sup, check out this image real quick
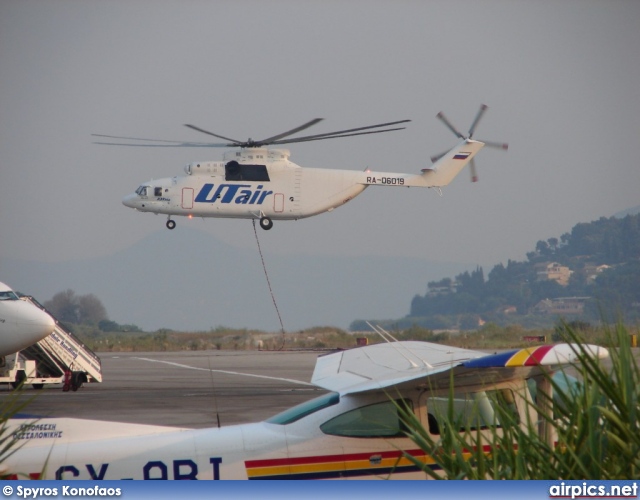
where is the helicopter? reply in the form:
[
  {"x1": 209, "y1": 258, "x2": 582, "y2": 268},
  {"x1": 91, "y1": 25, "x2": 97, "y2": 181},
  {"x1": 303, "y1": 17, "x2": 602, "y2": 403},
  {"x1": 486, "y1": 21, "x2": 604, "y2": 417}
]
[{"x1": 94, "y1": 105, "x2": 507, "y2": 230}]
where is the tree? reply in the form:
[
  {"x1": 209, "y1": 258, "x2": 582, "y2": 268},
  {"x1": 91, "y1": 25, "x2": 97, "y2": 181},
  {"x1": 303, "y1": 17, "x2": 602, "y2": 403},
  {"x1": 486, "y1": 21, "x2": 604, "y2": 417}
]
[
  {"x1": 536, "y1": 240, "x2": 550, "y2": 256},
  {"x1": 77, "y1": 294, "x2": 107, "y2": 324},
  {"x1": 45, "y1": 289, "x2": 79, "y2": 323},
  {"x1": 44, "y1": 290, "x2": 108, "y2": 325}
]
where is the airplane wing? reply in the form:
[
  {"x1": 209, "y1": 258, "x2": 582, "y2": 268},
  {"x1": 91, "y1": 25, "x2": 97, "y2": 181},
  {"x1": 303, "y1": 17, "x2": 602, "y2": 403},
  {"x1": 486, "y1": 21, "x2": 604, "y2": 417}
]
[{"x1": 311, "y1": 341, "x2": 609, "y2": 395}]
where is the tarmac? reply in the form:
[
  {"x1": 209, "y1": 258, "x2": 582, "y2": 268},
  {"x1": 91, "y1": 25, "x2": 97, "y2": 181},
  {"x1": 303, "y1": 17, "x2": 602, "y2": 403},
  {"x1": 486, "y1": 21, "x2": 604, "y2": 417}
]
[
  {"x1": 0, "y1": 350, "x2": 328, "y2": 429},
  {"x1": 3, "y1": 346, "x2": 636, "y2": 430}
]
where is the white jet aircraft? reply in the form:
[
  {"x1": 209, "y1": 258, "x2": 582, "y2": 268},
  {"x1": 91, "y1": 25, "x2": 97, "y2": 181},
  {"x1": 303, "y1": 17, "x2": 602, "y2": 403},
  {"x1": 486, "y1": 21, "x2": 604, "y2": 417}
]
[
  {"x1": 97, "y1": 105, "x2": 507, "y2": 230},
  {"x1": 3, "y1": 339, "x2": 606, "y2": 480},
  {"x1": 0, "y1": 282, "x2": 55, "y2": 358}
]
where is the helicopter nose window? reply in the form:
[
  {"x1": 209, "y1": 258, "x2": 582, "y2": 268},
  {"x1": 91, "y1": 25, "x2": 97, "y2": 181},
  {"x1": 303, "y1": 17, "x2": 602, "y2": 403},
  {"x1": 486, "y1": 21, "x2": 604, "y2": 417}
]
[{"x1": 136, "y1": 186, "x2": 149, "y2": 196}]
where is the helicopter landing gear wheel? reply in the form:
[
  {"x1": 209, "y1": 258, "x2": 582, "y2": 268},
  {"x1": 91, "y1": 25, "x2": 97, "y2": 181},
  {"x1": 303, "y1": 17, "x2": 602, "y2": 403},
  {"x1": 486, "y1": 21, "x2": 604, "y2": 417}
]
[
  {"x1": 259, "y1": 217, "x2": 273, "y2": 230},
  {"x1": 166, "y1": 219, "x2": 176, "y2": 230}
]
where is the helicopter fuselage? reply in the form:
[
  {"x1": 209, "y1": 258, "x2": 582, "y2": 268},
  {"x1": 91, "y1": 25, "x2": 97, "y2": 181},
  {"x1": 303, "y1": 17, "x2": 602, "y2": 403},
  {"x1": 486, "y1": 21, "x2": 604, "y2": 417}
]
[{"x1": 123, "y1": 140, "x2": 484, "y2": 230}]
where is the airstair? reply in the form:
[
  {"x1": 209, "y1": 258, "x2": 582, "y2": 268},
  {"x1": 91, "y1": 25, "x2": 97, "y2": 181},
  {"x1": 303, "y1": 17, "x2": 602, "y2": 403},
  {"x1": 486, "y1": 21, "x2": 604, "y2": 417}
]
[{"x1": 0, "y1": 297, "x2": 102, "y2": 391}]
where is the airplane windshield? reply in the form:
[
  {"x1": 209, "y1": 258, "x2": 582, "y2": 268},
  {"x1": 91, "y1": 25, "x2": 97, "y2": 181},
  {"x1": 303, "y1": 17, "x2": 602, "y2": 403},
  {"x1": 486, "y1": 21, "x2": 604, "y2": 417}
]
[
  {"x1": 0, "y1": 291, "x2": 19, "y2": 301},
  {"x1": 266, "y1": 392, "x2": 339, "y2": 425},
  {"x1": 320, "y1": 399, "x2": 413, "y2": 438},
  {"x1": 135, "y1": 186, "x2": 149, "y2": 196}
]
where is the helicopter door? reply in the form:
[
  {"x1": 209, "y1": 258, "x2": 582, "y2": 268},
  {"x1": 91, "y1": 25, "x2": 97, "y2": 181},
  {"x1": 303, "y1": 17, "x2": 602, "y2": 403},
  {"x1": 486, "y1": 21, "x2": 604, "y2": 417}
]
[
  {"x1": 274, "y1": 193, "x2": 284, "y2": 213},
  {"x1": 182, "y1": 188, "x2": 194, "y2": 209}
]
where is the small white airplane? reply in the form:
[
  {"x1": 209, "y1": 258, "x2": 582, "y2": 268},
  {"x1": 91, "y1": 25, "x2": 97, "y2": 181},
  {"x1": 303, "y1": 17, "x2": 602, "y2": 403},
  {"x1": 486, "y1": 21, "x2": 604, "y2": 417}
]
[
  {"x1": 95, "y1": 105, "x2": 507, "y2": 230},
  {"x1": 3, "y1": 338, "x2": 606, "y2": 480},
  {"x1": 0, "y1": 282, "x2": 55, "y2": 358}
]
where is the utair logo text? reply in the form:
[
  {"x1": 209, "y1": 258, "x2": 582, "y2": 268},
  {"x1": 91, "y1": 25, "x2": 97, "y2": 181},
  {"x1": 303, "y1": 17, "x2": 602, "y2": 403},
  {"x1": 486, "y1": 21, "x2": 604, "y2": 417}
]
[{"x1": 194, "y1": 184, "x2": 273, "y2": 205}]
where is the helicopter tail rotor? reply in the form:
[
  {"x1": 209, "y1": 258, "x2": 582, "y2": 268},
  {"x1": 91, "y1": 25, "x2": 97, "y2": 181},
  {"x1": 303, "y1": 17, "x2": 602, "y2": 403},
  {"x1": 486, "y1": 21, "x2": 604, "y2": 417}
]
[{"x1": 434, "y1": 104, "x2": 508, "y2": 182}]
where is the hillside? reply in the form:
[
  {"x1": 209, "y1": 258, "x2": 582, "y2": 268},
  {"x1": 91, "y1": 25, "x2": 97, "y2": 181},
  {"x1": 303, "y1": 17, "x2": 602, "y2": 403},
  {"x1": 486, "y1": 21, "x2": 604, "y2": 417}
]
[{"x1": 352, "y1": 213, "x2": 640, "y2": 331}]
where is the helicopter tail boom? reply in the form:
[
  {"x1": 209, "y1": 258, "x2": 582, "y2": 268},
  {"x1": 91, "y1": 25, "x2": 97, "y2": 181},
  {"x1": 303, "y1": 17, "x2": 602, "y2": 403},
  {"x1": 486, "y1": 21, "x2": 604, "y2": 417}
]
[{"x1": 418, "y1": 138, "x2": 484, "y2": 187}]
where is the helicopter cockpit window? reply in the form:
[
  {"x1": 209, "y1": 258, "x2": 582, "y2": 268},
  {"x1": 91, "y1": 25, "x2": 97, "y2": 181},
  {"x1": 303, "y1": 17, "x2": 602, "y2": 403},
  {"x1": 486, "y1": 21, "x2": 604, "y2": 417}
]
[
  {"x1": 135, "y1": 186, "x2": 149, "y2": 196},
  {"x1": 320, "y1": 399, "x2": 413, "y2": 438},
  {"x1": 225, "y1": 161, "x2": 270, "y2": 182}
]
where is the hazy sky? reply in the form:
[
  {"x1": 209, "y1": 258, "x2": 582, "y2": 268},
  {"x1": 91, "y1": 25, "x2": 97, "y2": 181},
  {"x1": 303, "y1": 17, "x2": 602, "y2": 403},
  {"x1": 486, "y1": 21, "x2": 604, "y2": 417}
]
[{"x1": 1, "y1": 1, "x2": 639, "y2": 328}]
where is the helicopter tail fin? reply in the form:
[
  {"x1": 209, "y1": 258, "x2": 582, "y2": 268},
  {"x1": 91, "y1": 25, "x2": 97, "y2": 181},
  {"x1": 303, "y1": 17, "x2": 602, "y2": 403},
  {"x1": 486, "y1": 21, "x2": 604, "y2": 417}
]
[{"x1": 420, "y1": 139, "x2": 484, "y2": 187}]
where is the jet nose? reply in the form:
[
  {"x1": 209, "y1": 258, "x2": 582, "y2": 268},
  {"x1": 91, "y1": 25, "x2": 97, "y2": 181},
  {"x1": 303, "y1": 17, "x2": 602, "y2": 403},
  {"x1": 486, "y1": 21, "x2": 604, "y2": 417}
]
[
  {"x1": 7, "y1": 302, "x2": 56, "y2": 352},
  {"x1": 32, "y1": 308, "x2": 56, "y2": 339},
  {"x1": 21, "y1": 304, "x2": 55, "y2": 337}
]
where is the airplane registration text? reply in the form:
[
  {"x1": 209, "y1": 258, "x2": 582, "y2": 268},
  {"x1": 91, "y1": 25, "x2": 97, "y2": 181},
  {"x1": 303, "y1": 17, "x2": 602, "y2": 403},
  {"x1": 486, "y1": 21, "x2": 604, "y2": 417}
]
[
  {"x1": 366, "y1": 177, "x2": 405, "y2": 185},
  {"x1": 55, "y1": 458, "x2": 223, "y2": 480}
]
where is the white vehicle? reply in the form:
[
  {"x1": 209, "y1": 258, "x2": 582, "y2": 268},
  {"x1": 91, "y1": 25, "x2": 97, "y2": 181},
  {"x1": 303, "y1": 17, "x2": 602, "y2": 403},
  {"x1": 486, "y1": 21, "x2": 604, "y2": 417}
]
[
  {"x1": 0, "y1": 282, "x2": 54, "y2": 357},
  {"x1": 3, "y1": 339, "x2": 606, "y2": 480},
  {"x1": 96, "y1": 105, "x2": 507, "y2": 230}
]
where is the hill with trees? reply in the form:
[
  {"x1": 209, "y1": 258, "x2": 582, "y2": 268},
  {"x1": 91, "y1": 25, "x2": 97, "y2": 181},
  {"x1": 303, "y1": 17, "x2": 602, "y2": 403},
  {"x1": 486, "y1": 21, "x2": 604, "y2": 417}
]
[{"x1": 351, "y1": 212, "x2": 640, "y2": 331}]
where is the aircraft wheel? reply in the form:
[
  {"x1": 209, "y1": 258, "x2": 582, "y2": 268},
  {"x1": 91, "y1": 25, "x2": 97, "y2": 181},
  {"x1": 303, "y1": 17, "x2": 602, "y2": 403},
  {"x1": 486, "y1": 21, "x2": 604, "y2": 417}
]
[
  {"x1": 11, "y1": 371, "x2": 26, "y2": 390},
  {"x1": 166, "y1": 220, "x2": 176, "y2": 230},
  {"x1": 259, "y1": 217, "x2": 273, "y2": 230},
  {"x1": 71, "y1": 372, "x2": 85, "y2": 391}
]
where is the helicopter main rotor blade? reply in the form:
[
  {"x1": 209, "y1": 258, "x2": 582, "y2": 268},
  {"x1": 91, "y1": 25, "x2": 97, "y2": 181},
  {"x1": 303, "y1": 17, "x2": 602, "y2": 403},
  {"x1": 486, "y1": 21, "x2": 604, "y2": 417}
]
[
  {"x1": 268, "y1": 119, "x2": 411, "y2": 145},
  {"x1": 92, "y1": 133, "x2": 209, "y2": 145},
  {"x1": 185, "y1": 118, "x2": 324, "y2": 147},
  {"x1": 183, "y1": 124, "x2": 244, "y2": 145},
  {"x1": 91, "y1": 133, "x2": 228, "y2": 147},
  {"x1": 272, "y1": 126, "x2": 408, "y2": 145},
  {"x1": 95, "y1": 118, "x2": 410, "y2": 150},
  {"x1": 468, "y1": 104, "x2": 488, "y2": 138},
  {"x1": 256, "y1": 118, "x2": 324, "y2": 145},
  {"x1": 93, "y1": 141, "x2": 227, "y2": 147}
]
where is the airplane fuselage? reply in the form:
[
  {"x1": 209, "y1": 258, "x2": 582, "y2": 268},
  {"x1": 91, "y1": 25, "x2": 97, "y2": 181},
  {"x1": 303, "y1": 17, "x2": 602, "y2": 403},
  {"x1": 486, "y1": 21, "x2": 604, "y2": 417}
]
[{"x1": 5, "y1": 380, "x2": 529, "y2": 480}]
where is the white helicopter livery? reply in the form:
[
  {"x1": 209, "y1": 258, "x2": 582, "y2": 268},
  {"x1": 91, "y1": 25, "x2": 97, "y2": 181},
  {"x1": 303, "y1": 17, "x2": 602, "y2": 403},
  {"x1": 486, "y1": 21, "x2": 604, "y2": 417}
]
[
  {"x1": 96, "y1": 105, "x2": 508, "y2": 230},
  {"x1": 3, "y1": 338, "x2": 606, "y2": 480},
  {"x1": 0, "y1": 282, "x2": 55, "y2": 358}
]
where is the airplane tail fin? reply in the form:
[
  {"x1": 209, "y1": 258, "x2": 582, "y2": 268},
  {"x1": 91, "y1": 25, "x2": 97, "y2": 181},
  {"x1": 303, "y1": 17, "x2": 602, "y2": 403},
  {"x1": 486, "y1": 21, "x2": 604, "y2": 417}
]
[{"x1": 420, "y1": 139, "x2": 485, "y2": 187}]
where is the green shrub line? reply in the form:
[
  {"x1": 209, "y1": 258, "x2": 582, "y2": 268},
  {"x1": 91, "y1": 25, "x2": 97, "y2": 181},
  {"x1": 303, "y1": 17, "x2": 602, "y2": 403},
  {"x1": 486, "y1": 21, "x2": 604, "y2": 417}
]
[{"x1": 69, "y1": 320, "x2": 638, "y2": 352}]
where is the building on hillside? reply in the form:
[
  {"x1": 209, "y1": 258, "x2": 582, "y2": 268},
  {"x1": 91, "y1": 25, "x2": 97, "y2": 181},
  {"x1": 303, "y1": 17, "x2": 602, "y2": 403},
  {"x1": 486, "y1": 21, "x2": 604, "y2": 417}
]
[
  {"x1": 533, "y1": 297, "x2": 591, "y2": 315},
  {"x1": 426, "y1": 281, "x2": 458, "y2": 297},
  {"x1": 584, "y1": 264, "x2": 611, "y2": 285},
  {"x1": 535, "y1": 262, "x2": 573, "y2": 286},
  {"x1": 497, "y1": 305, "x2": 518, "y2": 315}
]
